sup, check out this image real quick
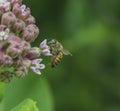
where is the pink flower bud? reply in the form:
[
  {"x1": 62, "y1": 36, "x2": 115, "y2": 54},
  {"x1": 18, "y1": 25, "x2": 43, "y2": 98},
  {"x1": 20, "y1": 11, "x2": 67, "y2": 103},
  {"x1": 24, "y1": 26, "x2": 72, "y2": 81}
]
[
  {"x1": 7, "y1": 43, "x2": 22, "y2": 58},
  {"x1": 27, "y1": 24, "x2": 39, "y2": 38},
  {"x1": 11, "y1": 0, "x2": 22, "y2": 5},
  {"x1": 21, "y1": 40, "x2": 31, "y2": 55},
  {"x1": 24, "y1": 15, "x2": 36, "y2": 25},
  {"x1": 8, "y1": 35, "x2": 21, "y2": 44},
  {"x1": 12, "y1": 18, "x2": 25, "y2": 32},
  {"x1": 24, "y1": 47, "x2": 40, "y2": 60},
  {"x1": 1, "y1": 12, "x2": 16, "y2": 27},
  {"x1": 12, "y1": 3, "x2": 21, "y2": 16},
  {"x1": 20, "y1": 26, "x2": 35, "y2": 42}
]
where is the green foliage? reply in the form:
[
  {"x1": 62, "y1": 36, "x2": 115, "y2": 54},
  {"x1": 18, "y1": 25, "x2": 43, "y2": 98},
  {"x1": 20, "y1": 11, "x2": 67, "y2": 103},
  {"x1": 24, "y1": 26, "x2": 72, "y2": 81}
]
[
  {"x1": 11, "y1": 99, "x2": 39, "y2": 111},
  {"x1": 1, "y1": 72, "x2": 54, "y2": 111}
]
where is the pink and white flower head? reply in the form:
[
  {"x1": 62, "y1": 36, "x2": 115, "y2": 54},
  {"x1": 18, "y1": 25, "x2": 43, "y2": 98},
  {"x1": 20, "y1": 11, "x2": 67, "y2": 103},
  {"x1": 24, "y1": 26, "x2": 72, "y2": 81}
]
[
  {"x1": 0, "y1": 0, "x2": 10, "y2": 12},
  {"x1": 31, "y1": 59, "x2": 45, "y2": 75},
  {"x1": 0, "y1": 28, "x2": 9, "y2": 41},
  {"x1": 40, "y1": 39, "x2": 52, "y2": 56}
]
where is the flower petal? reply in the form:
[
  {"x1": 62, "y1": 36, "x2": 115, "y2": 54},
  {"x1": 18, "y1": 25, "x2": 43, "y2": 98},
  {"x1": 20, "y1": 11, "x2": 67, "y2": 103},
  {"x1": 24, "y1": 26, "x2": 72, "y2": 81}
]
[
  {"x1": 32, "y1": 59, "x2": 42, "y2": 64},
  {"x1": 40, "y1": 39, "x2": 47, "y2": 49},
  {"x1": 31, "y1": 66, "x2": 41, "y2": 75},
  {"x1": 20, "y1": 5, "x2": 26, "y2": 12},
  {"x1": 42, "y1": 49, "x2": 52, "y2": 56},
  {"x1": 36, "y1": 64, "x2": 45, "y2": 69}
]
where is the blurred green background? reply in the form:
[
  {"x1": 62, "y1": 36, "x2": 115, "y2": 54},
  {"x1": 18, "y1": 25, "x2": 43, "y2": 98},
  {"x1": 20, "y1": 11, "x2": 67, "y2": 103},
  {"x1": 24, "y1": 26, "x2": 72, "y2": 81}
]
[{"x1": 1, "y1": 0, "x2": 120, "y2": 111}]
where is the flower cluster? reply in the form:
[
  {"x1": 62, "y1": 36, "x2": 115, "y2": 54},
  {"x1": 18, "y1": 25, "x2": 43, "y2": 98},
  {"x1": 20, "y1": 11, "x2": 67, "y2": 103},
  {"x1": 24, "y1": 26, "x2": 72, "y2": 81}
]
[{"x1": 0, "y1": 0, "x2": 52, "y2": 82}]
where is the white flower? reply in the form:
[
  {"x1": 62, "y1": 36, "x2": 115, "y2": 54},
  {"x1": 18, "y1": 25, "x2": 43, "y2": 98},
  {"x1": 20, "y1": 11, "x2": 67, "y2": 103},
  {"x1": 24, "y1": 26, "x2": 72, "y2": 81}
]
[
  {"x1": 20, "y1": 4, "x2": 30, "y2": 16},
  {"x1": 39, "y1": 39, "x2": 52, "y2": 56},
  {"x1": 30, "y1": 59, "x2": 45, "y2": 75},
  {"x1": 20, "y1": 5, "x2": 26, "y2": 16},
  {"x1": 0, "y1": 0, "x2": 10, "y2": 11},
  {"x1": 0, "y1": 28, "x2": 9, "y2": 41}
]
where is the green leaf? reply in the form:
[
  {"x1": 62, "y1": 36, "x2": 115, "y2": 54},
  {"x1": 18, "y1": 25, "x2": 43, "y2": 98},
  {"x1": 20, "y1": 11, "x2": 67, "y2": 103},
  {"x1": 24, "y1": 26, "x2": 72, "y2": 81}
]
[
  {"x1": 11, "y1": 99, "x2": 39, "y2": 111},
  {"x1": 3, "y1": 72, "x2": 54, "y2": 111}
]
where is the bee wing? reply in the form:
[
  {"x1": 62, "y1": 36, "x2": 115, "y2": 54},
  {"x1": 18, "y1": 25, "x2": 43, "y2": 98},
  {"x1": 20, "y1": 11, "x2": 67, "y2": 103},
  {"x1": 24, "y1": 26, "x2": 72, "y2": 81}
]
[{"x1": 62, "y1": 49, "x2": 72, "y2": 56}]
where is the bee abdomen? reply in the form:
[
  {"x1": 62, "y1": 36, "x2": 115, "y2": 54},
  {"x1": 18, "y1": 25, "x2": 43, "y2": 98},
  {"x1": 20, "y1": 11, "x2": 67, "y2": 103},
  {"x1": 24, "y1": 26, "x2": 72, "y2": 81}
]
[{"x1": 51, "y1": 55, "x2": 62, "y2": 67}]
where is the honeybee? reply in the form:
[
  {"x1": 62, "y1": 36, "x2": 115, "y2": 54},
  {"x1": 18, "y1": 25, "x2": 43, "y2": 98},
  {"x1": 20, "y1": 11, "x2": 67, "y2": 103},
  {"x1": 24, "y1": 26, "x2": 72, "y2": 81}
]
[{"x1": 47, "y1": 39, "x2": 72, "y2": 67}]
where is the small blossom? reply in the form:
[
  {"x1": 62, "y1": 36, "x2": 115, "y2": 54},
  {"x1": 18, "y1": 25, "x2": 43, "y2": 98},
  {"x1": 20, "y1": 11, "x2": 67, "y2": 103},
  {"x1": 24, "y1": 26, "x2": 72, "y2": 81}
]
[
  {"x1": 19, "y1": 4, "x2": 30, "y2": 19},
  {"x1": 0, "y1": 28, "x2": 9, "y2": 41},
  {"x1": 42, "y1": 49, "x2": 52, "y2": 56},
  {"x1": 0, "y1": 0, "x2": 11, "y2": 12},
  {"x1": 12, "y1": 4, "x2": 30, "y2": 19},
  {"x1": 39, "y1": 39, "x2": 52, "y2": 56},
  {"x1": 31, "y1": 59, "x2": 45, "y2": 75},
  {"x1": 40, "y1": 39, "x2": 48, "y2": 49}
]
